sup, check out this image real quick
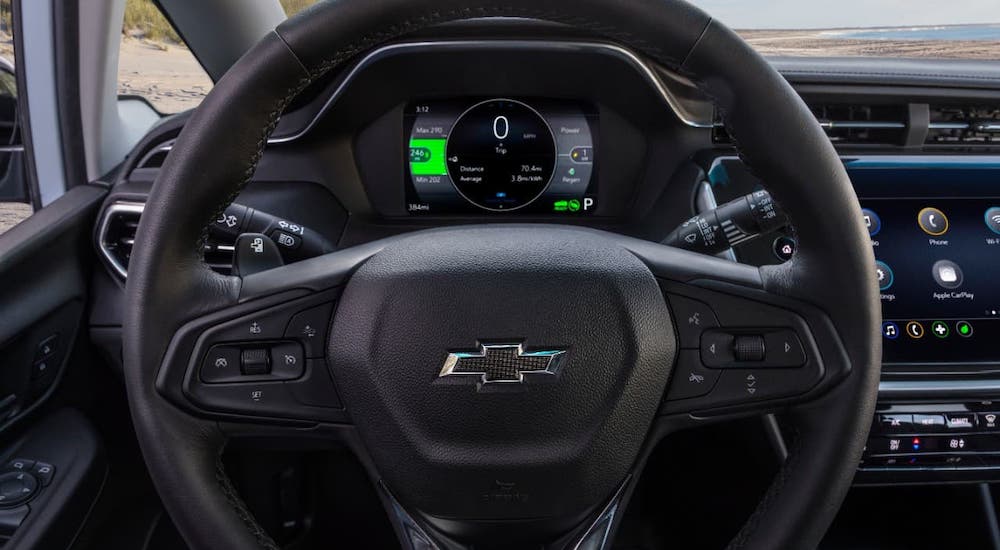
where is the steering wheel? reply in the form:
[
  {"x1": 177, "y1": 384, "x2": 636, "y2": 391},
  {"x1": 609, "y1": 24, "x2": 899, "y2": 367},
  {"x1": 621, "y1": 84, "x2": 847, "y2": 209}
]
[{"x1": 123, "y1": 1, "x2": 881, "y2": 548}]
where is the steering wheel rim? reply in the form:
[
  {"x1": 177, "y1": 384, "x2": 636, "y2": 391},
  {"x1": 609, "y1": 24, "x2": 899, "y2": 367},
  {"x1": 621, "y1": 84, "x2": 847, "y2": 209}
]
[{"x1": 123, "y1": 1, "x2": 881, "y2": 549}]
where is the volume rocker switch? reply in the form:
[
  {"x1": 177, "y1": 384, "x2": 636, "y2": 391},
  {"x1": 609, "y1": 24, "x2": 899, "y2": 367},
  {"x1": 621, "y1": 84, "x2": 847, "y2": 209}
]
[{"x1": 734, "y1": 335, "x2": 766, "y2": 362}]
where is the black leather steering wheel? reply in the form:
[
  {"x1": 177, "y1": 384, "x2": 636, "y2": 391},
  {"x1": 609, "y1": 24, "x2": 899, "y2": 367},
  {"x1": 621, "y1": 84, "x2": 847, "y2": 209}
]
[{"x1": 123, "y1": 1, "x2": 881, "y2": 549}]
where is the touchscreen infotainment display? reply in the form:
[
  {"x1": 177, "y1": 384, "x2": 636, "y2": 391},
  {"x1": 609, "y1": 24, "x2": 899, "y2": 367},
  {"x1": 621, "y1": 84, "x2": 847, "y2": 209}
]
[
  {"x1": 709, "y1": 157, "x2": 1000, "y2": 366},
  {"x1": 848, "y1": 160, "x2": 1000, "y2": 365},
  {"x1": 403, "y1": 98, "x2": 598, "y2": 215}
]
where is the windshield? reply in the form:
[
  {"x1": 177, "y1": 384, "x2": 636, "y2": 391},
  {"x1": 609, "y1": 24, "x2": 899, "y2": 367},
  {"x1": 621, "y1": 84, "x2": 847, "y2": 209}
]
[{"x1": 692, "y1": 0, "x2": 1000, "y2": 59}]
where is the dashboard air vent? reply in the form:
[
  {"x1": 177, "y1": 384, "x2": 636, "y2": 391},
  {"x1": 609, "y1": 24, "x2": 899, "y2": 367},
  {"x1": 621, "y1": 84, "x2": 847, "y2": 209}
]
[
  {"x1": 926, "y1": 105, "x2": 1000, "y2": 147},
  {"x1": 713, "y1": 103, "x2": 908, "y2": 146},
  {"x1": 98, "y1": 201, "x2": 234, "y2": 279}
]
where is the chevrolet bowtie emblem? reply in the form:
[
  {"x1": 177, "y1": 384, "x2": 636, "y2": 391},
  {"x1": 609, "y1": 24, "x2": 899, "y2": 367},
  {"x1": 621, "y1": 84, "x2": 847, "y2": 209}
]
[{"x1": 439, "y1": 343, "x2": 567, "y2": 386}]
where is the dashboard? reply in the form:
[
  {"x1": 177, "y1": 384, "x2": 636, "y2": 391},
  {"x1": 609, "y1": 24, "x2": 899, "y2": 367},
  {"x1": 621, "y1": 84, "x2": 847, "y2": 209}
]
[{"x1": 91, "y1": 23, "x2": 1000, "y2": 485}]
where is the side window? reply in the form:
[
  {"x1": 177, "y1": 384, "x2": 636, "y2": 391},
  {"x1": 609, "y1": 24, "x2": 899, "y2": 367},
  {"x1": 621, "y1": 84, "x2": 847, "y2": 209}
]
[
  {"x1": 0, "y1": 0, "x2": 31, "y2": 235},
  {"x1": 118, "y1": 0, "x2": 213, "y2": 114}
]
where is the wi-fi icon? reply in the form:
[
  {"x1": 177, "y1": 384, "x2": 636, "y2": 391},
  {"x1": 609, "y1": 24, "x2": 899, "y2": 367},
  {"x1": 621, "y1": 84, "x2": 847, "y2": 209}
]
[{"x1": 989, "y1": 207, "x2": 1000, "y2": 233}]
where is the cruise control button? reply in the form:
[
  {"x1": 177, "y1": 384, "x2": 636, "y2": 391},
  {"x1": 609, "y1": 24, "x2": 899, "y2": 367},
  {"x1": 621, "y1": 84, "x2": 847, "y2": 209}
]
[
  {"x1": 284, "y1": 302, "x2": 334, "y2": 358},
  {"x1": 201, "y1": 346, "x2": 243, "y2": 383},
  {"x1": 188, "y1": 382, "x2": 297, "y2": 419},
  {"x1": 241, "y1": 348, "x2": 270, "y2": 375},
  {"x1": 209, "y1": 309, "x2": 287, "y2": 342},
  {"x1": 667, "y1": 295, "x2": 719, "y2": 349},
  {"x1": 270, "y1": 342, "x2": 304, "y2": 380}
]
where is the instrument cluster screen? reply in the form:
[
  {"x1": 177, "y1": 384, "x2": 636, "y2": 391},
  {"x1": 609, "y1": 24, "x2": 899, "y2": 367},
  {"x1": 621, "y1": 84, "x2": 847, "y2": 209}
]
[{"x1": 404, "y1": 98, "x2": 597, "y2": 215}]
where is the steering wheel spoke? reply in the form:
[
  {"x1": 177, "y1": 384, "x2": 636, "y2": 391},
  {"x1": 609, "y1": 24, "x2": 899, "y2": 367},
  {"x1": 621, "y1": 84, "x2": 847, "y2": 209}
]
[
  {"x1": 156, "y1": 284, "x2": 350, "y2": 426},
  {"x1": 621, "y1": 238, "x2": 851, "y2": 421}
]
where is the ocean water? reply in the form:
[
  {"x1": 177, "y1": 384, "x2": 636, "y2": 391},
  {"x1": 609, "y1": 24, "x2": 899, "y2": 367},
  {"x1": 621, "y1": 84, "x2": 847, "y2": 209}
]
[{"x1": 829, "y1": 24, "x2": 1000, "y2": 41}]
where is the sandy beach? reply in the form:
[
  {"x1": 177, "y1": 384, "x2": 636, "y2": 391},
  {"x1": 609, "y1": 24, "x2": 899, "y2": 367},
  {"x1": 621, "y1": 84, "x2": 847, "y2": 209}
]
[
  {"x1": 739, "y1": 29, "x2": 1000, "y2": 59},
  {"x1": 117, "y1": 37, "x2": 213, "y2": 113},
  {"x1": 115, "y1": 30, "x2": 1000, "y2": 114}
]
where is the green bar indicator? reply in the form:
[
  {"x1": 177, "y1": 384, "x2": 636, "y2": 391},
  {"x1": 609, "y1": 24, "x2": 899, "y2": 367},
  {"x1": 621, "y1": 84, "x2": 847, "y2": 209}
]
[{"x1": 409, "y1": 138, "x2": 448, "y2": 176}]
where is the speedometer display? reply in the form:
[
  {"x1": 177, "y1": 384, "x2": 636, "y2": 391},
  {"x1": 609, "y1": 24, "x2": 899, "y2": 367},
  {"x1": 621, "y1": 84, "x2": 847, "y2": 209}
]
[
  {"x1": 405, "y1": 98, "x2": 597, "y2": 215},
  {"x1": 446, "y1": 100, "x2": 556, "y2": 211}
]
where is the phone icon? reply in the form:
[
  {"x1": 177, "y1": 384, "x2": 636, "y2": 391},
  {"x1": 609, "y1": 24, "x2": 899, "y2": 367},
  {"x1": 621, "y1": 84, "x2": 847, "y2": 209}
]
[{"x1": 918, "y1": 207, "x2": 949, "y2": 236}]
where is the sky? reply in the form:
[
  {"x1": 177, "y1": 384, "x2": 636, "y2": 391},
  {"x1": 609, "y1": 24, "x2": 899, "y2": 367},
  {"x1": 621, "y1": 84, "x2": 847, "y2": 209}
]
[{"x1": 689, "y1": 0, "x2": 1000, "y2": 29}]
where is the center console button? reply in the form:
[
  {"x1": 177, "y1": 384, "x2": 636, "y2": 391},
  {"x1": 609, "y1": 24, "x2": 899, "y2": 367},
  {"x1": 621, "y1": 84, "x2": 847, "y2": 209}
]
[
  {"x1": 667, "y1": 295, "x2": 719, "y2": 349},
  {"x1": 945, "y1": 413, "x2": 977, "y2": 431},
  {"x1": 877, "y1": 414, "x2": 913, "y2": 434},
  {"x1": 912, "y1": 414, "x2": 946, "y2": 432},
  {"x1": 979, "y1": 412, "x2": 1000, "y2": 430},
  {"x1": 869, "y1": 436, "x2": 909, "y2": 455}
]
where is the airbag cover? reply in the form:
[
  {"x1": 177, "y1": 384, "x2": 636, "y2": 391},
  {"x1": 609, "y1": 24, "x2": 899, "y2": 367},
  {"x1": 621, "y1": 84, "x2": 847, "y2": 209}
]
[{"x1": 328, "y1": 226, "x2": 675, "y2": 521}]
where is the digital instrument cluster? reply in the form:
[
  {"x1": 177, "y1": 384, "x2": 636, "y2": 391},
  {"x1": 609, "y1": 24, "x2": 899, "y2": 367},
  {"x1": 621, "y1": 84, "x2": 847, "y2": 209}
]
[{"x1": 404, "y1": 98, "x2": 597, "y2": 215}]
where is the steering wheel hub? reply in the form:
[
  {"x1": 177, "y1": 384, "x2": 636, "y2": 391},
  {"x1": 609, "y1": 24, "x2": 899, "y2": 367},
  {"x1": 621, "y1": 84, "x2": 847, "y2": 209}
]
[{"x1": 330, "y1": 227, "x2": 676, "y2": 527}]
